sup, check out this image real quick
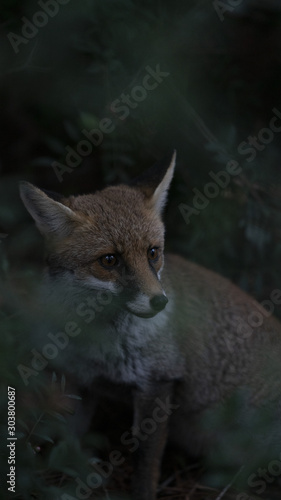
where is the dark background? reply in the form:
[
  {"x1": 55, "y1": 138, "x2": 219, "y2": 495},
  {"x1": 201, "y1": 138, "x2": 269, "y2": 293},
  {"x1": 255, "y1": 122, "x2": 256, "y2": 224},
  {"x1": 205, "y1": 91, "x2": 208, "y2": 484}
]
[{"x1": 1, "y1": 0, "x2": 281, "y2": 498}]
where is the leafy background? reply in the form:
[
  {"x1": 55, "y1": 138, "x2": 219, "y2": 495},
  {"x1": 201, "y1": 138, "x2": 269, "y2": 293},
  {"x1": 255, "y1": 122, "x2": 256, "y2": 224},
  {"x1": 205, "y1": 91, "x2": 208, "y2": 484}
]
[{"x1": 1, "y1": 0, "x2": 281, "y2": 498}]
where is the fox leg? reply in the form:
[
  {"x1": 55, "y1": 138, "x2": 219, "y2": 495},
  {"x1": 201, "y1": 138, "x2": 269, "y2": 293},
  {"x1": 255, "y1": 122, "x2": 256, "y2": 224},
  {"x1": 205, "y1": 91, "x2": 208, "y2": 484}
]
[{"x1": 132, "y1": 382, "x2": 177, "y2": 500}]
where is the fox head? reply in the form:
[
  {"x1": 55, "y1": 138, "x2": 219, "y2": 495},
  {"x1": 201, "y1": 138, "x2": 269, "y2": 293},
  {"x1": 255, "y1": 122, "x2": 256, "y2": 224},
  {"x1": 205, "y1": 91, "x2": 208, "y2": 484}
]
[{"x1": 19, "y1": 151, "x2": 176, "y2": 319}]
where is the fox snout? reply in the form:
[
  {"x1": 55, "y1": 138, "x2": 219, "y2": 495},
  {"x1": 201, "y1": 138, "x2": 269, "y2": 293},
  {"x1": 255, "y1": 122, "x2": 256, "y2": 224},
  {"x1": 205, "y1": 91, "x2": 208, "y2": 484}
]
[
  {"x1": 125, "y1": 290, "x2": 168, "y2": 318},
  {"x1": 150, "y1": 294, "x2": 168, "y2": 312}
]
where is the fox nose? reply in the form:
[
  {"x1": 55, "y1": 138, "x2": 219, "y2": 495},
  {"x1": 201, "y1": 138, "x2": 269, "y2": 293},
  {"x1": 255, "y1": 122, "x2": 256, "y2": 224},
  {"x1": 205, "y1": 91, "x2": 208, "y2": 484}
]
[{"x1": 150, "y1": 294, "x2": 168, "y2": 312}]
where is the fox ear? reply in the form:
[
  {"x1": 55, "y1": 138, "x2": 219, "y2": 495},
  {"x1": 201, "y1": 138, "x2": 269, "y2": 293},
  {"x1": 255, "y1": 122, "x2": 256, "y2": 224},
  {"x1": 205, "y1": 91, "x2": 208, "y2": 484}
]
[
  {"x1": 19, "y1": 181, "x2": 78, "y2": 237},
  {"x1": 132, "y1": 150, "x2": 176, "y2": 215}
]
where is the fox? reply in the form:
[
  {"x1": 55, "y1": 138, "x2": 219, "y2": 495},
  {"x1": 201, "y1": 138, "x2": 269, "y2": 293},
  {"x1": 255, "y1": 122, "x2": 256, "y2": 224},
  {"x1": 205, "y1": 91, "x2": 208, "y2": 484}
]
[{"x1": 19, "y1": 151, "x2": 281, "y2": 500}]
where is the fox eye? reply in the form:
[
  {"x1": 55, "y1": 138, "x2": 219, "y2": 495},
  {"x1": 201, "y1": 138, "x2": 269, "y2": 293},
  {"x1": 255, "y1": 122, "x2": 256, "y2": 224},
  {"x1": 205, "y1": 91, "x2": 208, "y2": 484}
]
[
  {"x1": 148, "y1": 247, "x2": 159, "y2": 262},
  {"x1": 100, "y1": 254, "x2": 118, "y2": 268}
]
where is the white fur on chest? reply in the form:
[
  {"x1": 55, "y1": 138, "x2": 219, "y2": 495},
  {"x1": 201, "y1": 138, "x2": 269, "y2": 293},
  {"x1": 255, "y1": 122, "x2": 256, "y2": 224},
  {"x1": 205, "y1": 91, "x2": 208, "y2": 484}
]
[
  {"x1": 54, "y1": 296, "x2": 183, "y2": 388},
  {"x1": 33, "y1": 284, "x2": 185, "y2": 389},
  {"x1": 68, "y1": 312, "x2": 167, "y2": 384}
]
